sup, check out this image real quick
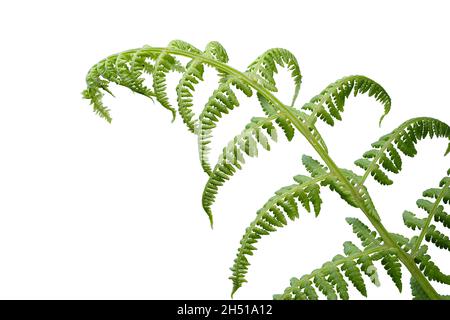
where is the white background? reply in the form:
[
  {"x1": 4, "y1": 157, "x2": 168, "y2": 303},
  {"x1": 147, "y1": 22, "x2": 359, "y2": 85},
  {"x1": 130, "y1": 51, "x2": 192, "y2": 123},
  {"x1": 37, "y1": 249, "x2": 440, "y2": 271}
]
[{"x1": 0, "y1": 0, "x2": 449, "y2": 299}]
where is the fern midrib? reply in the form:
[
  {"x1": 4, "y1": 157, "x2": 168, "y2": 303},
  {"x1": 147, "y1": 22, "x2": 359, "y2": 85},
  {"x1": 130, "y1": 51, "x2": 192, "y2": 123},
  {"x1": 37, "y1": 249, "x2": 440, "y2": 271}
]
[
  {"x1": 123, "y1": 46, "x2": 440, "y2": 299},
  {"x1": 412, "y1": 178, "x2": 450, "y2": 256}
]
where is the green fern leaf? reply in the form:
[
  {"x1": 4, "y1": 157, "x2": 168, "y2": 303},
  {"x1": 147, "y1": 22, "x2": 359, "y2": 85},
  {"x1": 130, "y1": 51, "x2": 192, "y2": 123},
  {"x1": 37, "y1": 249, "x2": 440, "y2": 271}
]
[
  {"x1": 356, "y1": 118, "x2": 450, "y2": 186},
  {"x1": 258, "y1": 94, "x2": 295, "y2": 141},
  {"x1": 343, "y1": 241, "x2": 380, "y2": 286},
  {"x1": 247, "y1": 48, "x2": 302, "y2": 106},
  {"x1": 230, "y1": 173, "x2": 327, "y2": 296},
  {"x1": 378, "y1": 250, "x2": 403, "y2": 291},
  {"x1": 83, "y1": 47, "x2": 158, "y2": 122},
  {"x1": 175, "y1": 41, "x2": 229, "y2": 132},
  {"x1": 198, "y1": 78, "x2": 253, "y2": 174},
  {"x1": 334, "y1": 254, "x2": 367, "y2": 296},
  {"x1": 414, "y1": 245, "x2": 450, "y2": 285},
  {"x1": 346, "y1": 218, "x2": 382, "y2": 247},
  {"x1": 302, "y1": 75, "x2": 391, "y2": 127},
  {"x1": 201, "y1": 116, "x2": 282, "y2": 224}
]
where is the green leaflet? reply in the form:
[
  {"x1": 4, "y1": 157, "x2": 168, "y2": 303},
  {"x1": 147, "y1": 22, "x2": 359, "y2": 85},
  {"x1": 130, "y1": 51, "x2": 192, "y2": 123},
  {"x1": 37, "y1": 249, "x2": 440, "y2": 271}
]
[
  {"x1": 176, "y1": 41, "x2": 229, "y2": 133},
  {"x1": 83, "y1": 47, "x2": 158, "y2": 122},
  {"x1": 230, "y1": 173, "x2": 326, "y2": 296},
  {"x1": 197, "y1": 48, "x2": 301, "y2": 175},
  {"x1": 356, "y1": 118, "x2": 450, "y2": 186},
  {"x1": 410, "y1": 277, "x2": 429, "y2": 300},
  {"x1": 302, "y1": 75, "x2": 391, "y2": 127},
  {"x1": 246, "y1": 48, "x2": 302, "y2": 106},
  {"x1": 197, "y1": 78, "x2": 253, "y2": 175},
  {"x1": 201, "y1": 116, "x2": 280, "y2": 226}
]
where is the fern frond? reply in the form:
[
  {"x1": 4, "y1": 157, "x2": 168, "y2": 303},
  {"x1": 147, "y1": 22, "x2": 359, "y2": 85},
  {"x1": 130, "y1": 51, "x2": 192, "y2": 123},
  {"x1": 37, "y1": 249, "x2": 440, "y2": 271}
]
[
  {"x1": 356, "y1": 118, "x2": 450, "y2": 186},
  {"x1": 402, "y1": 169, "x2": 450, "y2": 254},
  {"x1": 230, "y1": 173, "x2": 327, "y2": 296},
  {"x1": 246, "y1": 48, "x2": 302, "y2": 106},
  {"x1": 414, "y1": 244, "x2": 450, "y2": 285},
  {"x1": 274, "y1": 217, "x2": 411, "y2": 300},
  {"x1": 302, "y1": 75, "x2": 391, "y2": 127},
  {"x1": 274, "y1": 239, "x2": 387, "y2": 300},
  {"x1": 201, "y1": 116, "x2": 280, "y2": 225},
  {"x1": 152, "y1": 51, "x2": 183, "y2": 121},
  {"x1": 198, "y1": 78, "x2": 253, "y2": 174},
  {"x1": 197, "y1": 48, "x2": 301, "y2": 174},
  {"x1": 176, "y1": 41, "x2": 229, "y2": 132},
  {"x1": 201, "y1": 97, "x2": 305, "y2": 222},
  {"x1": 83, "y1": 47, "x2": 158, "y2": 122}
]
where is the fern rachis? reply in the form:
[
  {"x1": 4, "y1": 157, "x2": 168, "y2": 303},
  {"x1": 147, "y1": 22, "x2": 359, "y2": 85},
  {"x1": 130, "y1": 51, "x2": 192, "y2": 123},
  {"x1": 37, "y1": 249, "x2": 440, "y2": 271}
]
[{"x1": 83, "y1": 40, "x2": 450, "y2": 299}]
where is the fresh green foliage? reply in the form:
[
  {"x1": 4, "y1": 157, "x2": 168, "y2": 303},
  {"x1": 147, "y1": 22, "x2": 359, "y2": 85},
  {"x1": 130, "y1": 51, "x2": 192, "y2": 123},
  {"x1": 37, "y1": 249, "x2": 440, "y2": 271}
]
[{"x1": 83, "y1": 40, "x2": 450, "y2": 300}]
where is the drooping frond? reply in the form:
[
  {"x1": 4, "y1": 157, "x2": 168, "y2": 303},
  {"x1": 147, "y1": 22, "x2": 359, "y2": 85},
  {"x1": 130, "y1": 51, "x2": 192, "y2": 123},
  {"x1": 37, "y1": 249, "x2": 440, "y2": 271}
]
[
  {"x1": 230, "y1": 173, "x2": 327, "y2": 296},
  {"x1": 82, "y1": 47, "x2": 159, "y2": 122},
  {"x1": 150, "y1": 41, "x2": 191, "y2": 121},
  {"x1": 82, "y1": 40, "x2": 231, "y2": 125},
  {"x1": 201, "y1": 116, "x2": 280, "y2": 225},
  {"x1": 302, "y1": 75, "x2": 391, "y2": 127},
  {"x1": 197, "y1": 48, "x2": 302, "y2": 175},
  {"x1": 355, "y1": 118, "x2": 450, "y2": 186},
  {"x1": 201, "y1": 98, "x2": 303, "y2": 223},
  {"x1": 246, "y1": 48, "x2": 302, "y2": 106},
  {"x1": 176, "y1": 41, "x2": 229, "y2": 132},
  {"x1": 197, "y1": 78, "x2": 254, "y2": 174}
]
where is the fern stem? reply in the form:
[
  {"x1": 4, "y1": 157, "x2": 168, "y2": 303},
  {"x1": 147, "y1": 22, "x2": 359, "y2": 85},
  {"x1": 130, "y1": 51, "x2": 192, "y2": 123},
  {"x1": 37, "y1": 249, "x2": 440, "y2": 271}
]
[
  {"x1": 126, "y1": 46, "x2": 441, "y2": 299},
  {"x1": 412, "y1": 179, "x2": 450, "y2": 256}
]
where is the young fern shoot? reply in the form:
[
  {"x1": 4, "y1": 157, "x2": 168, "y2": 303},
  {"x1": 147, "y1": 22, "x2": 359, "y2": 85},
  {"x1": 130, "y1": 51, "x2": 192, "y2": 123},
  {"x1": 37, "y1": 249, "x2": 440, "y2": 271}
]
[{"x1": 83, "y1": 40, "x2": 450, "y2": 300}]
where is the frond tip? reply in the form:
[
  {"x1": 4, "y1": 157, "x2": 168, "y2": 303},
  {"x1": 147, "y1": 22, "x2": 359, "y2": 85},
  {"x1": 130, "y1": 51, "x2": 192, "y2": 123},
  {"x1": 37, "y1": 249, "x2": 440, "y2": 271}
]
[{"x1": 302, "y1": 75, "x2": 391, "y2": 127}]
